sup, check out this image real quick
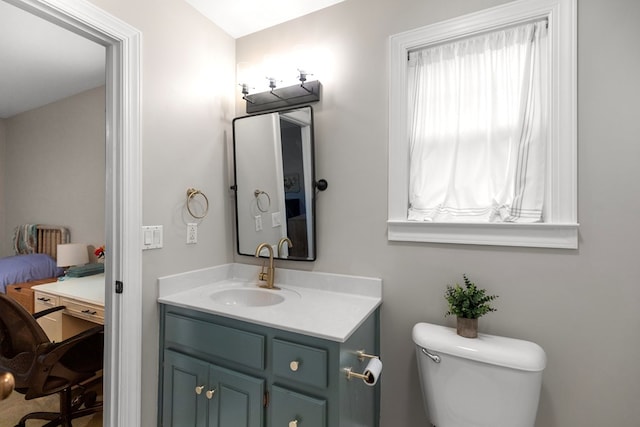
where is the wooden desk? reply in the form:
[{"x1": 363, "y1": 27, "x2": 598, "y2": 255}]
[{"x1": 32, "y1": 274, "x2": 105, "y2": 342}]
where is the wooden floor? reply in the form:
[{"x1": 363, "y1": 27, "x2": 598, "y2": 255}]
[{"x1": 0, "y1": 392, "x2": 102, "y2": 427}]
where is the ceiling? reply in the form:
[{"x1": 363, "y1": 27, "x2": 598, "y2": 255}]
[
  {"x1": 0, "y1": 1, "x2": 105, "y2": 119},
  {"x1": 186, "y1": 0, "x2": 345, "y2": 39},
  {"x1": 0, "y1": 0, "x2": 344, "y2": 119}
]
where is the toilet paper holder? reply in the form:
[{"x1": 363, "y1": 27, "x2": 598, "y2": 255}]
[
  {"x1": 344, "y1": 349, "x2": 381, "y2": 384},
  {"x1": 356, "y1": 350, "x2": 378, "y2": 362},
  {"x1": 344, "y1": 367, "x2": 370, "y2": 382}
]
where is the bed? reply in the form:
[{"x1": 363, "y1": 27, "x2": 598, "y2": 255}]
[{"x1": 0, "y1": 225, "x2": 70, "y2": 312}]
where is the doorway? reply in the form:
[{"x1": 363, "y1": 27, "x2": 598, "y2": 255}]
[{"x1": 2, "y1": 0, "x2": 142, "y2": 424}]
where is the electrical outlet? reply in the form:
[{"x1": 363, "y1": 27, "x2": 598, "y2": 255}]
[
  {"x1": 255, "y1": 215, "x2": 263, "y2": 231},
  {"x1": 187, "y1": 223, "x2": 197, "y2": 244}
]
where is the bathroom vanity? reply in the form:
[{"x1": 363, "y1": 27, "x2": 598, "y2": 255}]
[{"x1": 157, "y1": 264, "x2": 382, "y2": 427}]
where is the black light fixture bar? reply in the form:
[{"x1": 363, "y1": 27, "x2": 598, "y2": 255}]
[{"x1": 245, "y1": 80, "x2": 321, "y2": 114}]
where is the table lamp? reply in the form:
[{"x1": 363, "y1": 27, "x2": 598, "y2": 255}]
[{"x1": 57, "y1": 243, "x2": 89, "y2": 272}]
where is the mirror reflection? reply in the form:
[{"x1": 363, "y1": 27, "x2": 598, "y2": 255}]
[{"x1": 233, "y1": 106, "x2": 316, "y2": 261}]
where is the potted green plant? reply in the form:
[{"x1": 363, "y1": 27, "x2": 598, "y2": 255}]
[{"x1": 445, "y1": 274, "x2": 498, "y2": 338}]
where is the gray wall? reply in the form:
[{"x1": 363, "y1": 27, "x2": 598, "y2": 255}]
[
  {"x1": 85, "y1": 0, "x2": 236, "y2": 424},
  {"x1": 236, "y1": 0, "x2": 640, "y2": 426},
  {"x1": 0, "y1": 118, "x2": 5, "y2": 253},
  {"x1": 2, "y1": 86, "x2": 105, "y2": 256}
]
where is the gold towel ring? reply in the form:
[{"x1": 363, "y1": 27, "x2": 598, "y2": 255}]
[
  {"x1": 186, "y1": 188, "x2": 209, "y2": 219},
  {"x1": 254, "y1": 190, "x2": 271, "y2": 213}
]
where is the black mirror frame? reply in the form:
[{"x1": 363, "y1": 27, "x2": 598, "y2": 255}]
[{"x1": 232, "y1": 105, "x2": 325, "y2": 261}]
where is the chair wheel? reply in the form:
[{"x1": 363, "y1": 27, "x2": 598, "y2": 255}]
[
  {"x1": 71, "y1": 392, "x2": 84, "y2": 409},
  {"x1": 84, "y1": 390, "x2": 98, "y2": 408}
]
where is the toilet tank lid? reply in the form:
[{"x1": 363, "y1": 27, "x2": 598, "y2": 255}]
[{"x1": 412, "y1": 323, "x2": 546, "y2": 372}]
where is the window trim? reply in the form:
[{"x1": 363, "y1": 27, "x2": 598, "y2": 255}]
[{"x1": 388, "y1": 0, "x2": 578, "y2": 249}]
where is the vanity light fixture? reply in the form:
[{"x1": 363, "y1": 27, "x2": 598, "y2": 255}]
[
  {"x1": 240, "y1": 83, "x2": 254, "y2": 104},
  {"x1": 297, "y1": 69, "x2": 315, "y2": 94},
  {"x1": 240, "y1": 69, "x2": 321, "y2": 114},
  {"x1": 268, "y1": 77, "x2": 278, "y2": 90}
]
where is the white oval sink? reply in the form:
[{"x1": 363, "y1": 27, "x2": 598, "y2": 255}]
[{"x1": 209, "y1": 288, "x2": 294, "y2": 307}]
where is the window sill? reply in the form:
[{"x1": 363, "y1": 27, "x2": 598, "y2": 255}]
[{"x1": 387, "y1": 220, "x2": 578, "y2": 249}]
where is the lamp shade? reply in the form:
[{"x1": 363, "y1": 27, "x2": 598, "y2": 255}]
[{"x1": 57, "y1": 243, "x2": 89, "y2": 267}]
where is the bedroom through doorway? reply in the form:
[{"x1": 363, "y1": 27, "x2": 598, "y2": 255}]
[{"x1": 0, "y1": 0, "x2": 142, "y2": 425}]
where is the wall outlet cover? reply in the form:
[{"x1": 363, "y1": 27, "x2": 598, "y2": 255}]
[{"x1": 187, "y1": 223, "x2": 197, "y2": 244}]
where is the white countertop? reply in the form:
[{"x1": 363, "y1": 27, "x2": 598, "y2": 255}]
[
  {"x1": 32, "y1": 273, "x2": 105, "y2": 305},
  {"x1": 158, "y1": 264, "x2": 382, "y2": 343}
]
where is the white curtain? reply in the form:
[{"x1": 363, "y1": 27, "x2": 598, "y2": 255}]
[{"x1": 407, "y1": 20, "x2": 548, "y2": 223}]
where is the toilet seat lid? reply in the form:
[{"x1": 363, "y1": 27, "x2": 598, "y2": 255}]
[{"x1": 412, "y1": 322, "x2": 546, "y2": 372}]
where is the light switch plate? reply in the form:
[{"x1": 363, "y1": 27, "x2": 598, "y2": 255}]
[{"x1": 142, "y1": 225, "x2": 163, "y2": 250}]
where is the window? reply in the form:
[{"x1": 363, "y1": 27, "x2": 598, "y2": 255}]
[{"x1": 388, "y1": 0, "x2": 577, "y2": 248}]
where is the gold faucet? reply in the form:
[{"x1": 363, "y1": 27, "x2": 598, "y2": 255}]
[
  {"x1": 255, "y1": 242, "x2": 278, "y2": 289},
  {"x1": 277, "y1": 237, "x2": 293, "y2": 258}
]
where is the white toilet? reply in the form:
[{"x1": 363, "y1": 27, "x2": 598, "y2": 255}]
[{"x1": 412, "y1": 322, "x2": 546, "y2": 427}]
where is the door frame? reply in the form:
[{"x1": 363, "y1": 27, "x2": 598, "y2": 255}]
[{"x1": 4, "y1": 0, "x2": 143, "y2": 424}]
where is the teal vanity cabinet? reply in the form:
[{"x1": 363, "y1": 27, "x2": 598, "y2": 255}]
[
  {"x1": 158, "y1": 303, "x2": 380, "y2": 427},
  {"x1": 162, "y1": 350, "x2": 265, "y2": 427}
]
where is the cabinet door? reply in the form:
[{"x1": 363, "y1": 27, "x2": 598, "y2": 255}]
[
  {"x1": 208, "y1": 365, "x2": 264, "y2": 427},
  {"x1": 163, "y1": 350, "x2": 209, "y2": 427}
]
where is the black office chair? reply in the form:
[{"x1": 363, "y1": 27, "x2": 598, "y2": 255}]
[{"x1": 0, "y1": 293, "x2": 103, "y2": 427}]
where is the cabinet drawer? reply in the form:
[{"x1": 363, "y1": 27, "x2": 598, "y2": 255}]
[
  {"x1": 34, "y1": 292, "x2": 62, "y2": 342},
  {"x1": 61, "y1": 297, "x2": 104, "y2": 325},
  {"x1": 270, "y1": 385, "x2": 326, "y2": 427},
  {"x1": 7, "y1": 285, "x2": 34, "y2": 313},
  {"x1": 34, "y1": 291, "x2": 60, "y2": 308},
  {"x1": 273, "y1": 339, "x2": 327, "y2": 388},
  {"x1": 165, "y1": 313, "x2": 265, "y2": 370}
]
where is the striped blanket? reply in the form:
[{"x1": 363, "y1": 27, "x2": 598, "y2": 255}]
[{"x1": 13, "y1": 224, "x2": 38, "y2": 254}]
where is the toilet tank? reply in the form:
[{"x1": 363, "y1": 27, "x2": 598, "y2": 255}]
[{"x1": 412, "y1": 323, "x2": 546, "y2": 427}]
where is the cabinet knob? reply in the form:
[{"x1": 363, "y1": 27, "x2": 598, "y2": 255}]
[
  {"x1": 195, "y1": 385, "x2": 204, "y2": 395},
  {"x1": 206, "y1": 389, "x2": 216, "y2": 399},
  {"x1": 289, "y1": 420, "x2": 298, "y2": 427},
  {"x1": 289, "y1": 360, "x2": 300, "y2": 372}
]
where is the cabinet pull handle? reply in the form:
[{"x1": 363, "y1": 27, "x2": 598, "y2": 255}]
[
  {"x1": 38, "y1": 297, "x2": 51, "y2": 302},
  {"x1": 206, "y1": 389, "x2": 216, "y2": 399},
  {"x1": 195, "y1": 385, "x2": 204, "y2": 395},
  {"x1": 289, "y1": 360, "x2": 300, "y2": 372},
  {"x1": 81, "y1": 309, "x2": 97, "y2": 315},
  {"x1": 289, "y1": 420, "x2": 298, "y2": 427}
]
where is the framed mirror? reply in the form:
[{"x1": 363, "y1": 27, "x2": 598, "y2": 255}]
[{"x1": 232, "y1": 106, "x2": 317, "y2": 261}]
